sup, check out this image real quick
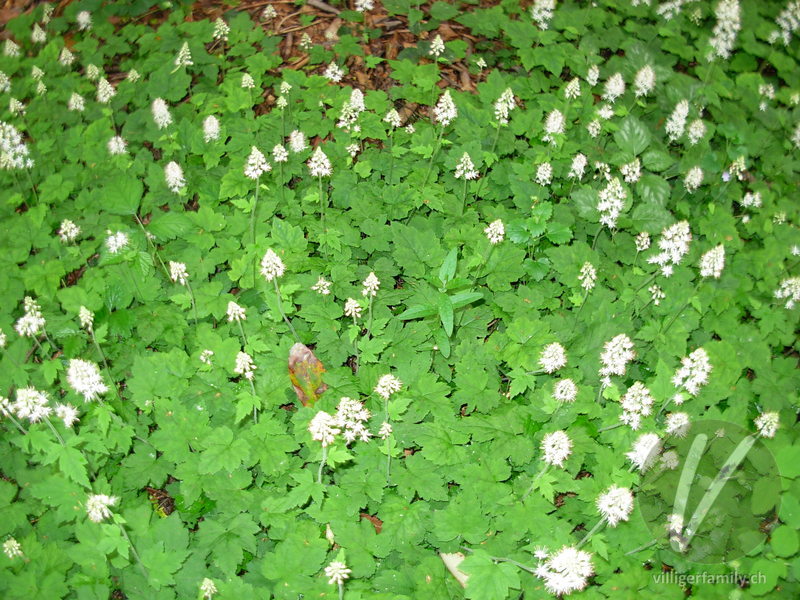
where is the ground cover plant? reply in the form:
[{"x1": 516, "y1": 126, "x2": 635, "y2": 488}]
[{"x1": 1, "y1": 0, "x2": 799, "y2": 598}]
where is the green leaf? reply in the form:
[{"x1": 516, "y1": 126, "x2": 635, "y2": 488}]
[
  {"x1": 450, "y1": 291, "x2": 483, "y2": 309},
  {"x1": 438, "y1": 294, "x2": 454, "y2": 337},
  {"x1": 439, "y1": 248, "x2": 458, "y2": 285},
  {"x1": 614, "y1": 116, "x2": 651, "y2": 156},
  {"x1": 398, "y1": 304, "x2": 438, "y2": 320},
  {"x1": 461, "y1": 550, "x2": 521, "y2": 600},
  {"x1": 104, "y1": 175, "x2": 142, "y2": 215}
]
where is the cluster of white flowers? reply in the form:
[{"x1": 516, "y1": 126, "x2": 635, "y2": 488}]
[
  {"x1": 86, "y1": 494, "x2": 118, "y2": 523},
  {"x1": 375, "y1": 374, "x2": 402, "y2": 400},
  {"x1": 699, "y1": 245, "x2": 725, "y2": 278},
  {"x1": 433, "y1": 90, "x2": 458, "y2": 127},
  {"x1": 323, "y1": 62, "x2": 344, "y2": 83},
  {"x1": 164, "y1": 161, "x2": 186, "y2": 193},
  {"x1": 241, "y1": 73, "x2": 255, "y2": 89},
  {"x1": 79, "y1": 306, "x2": 94, "y2": 331},
  {"x1": 596, "y1": 485, "x2": 634, "y2": 526},
  {"x1": 599, "y1": 334, "x2": 635, "y2": 384},
  {"x1": 337, "y1": 88, "x2": 366, "y2": 131},
  {"x1": 152, "y1": 98, "x2": 172, "y2": 129},
  {"x1": 344, "y1": 298, "x2": 362, "y2": 319},
  {"x1": 260, "y1": 249, "x2": 285, "y2": 281},
  {"x1": 105, "y1": 230, "x2": 129, "y2": 254},
  {"x1": 672, "y1": 348, "x2": 712, "y2": 396},
  {"x1": 213, "y1": 18, "x2": 230, "y2": 41},
  {"x1": 627, "y1": 432, "x2": 662, "y2": 472},
  {"x1": 355, "y1": 0, "x2": 374, "y2": 12},
  {"x1": 203, "y1": 115, "x2": 220, "y2": 142},
  {"x1": 454, "y1": 153, "x2": 479, "y2": 180},
  {"x1": 687, "y1": 119, "x2": 706, "y2": 145},
  {"x1": 619, "y1": 381, "x2": 654, "y2": 430},
  {"x1": 536, "y1": 162, "x2": 553, "y2": 186},
  {"x1": 665, "y1": 412, "x2": 691, "y2": 437},
  {"x1": 272, "y1": 144, "x2": 288, "y2": 163},
  {"x1": 168, "y1": 261, "x2": 189, "y2": 286},
  {"x1": 3, "y1": 538, "x2": 23, "y2": 559},
  {"x1": 665, "y1": 99, "x2": 689, "y2": 142},
  {"x1": 334, "y1": 397, "x2": 372, "y2": 444},
  {"x1": 0, "y1": 71, "x2": 9, "y2": 93},
  {"x1": 200, "y1": 577, "x2": 218, "y2": 599},
  {"x1": 0, "y1": 121, "x2": 33, "y2": 171},
  {"x1": 564, "y1": 77, "x2": 581, "y2": 99},
  {"x1": 597, "y1": 177, "x2": 626, "y2": 228},
  {"x1": 494, "y1": 88, "x2": 516, "y2": 124},
  {"x1": 107, "y1": 136, "x2": 127, "y2": 156},
  {"x1": 384, "y1": 109, "x2": 402, "y2": 129},
  {"x1": 603, "y1": 72, "x2": 625, "y2": 103},
  {"x1": 539, "y1": 342, "x2": 567, "y2": 373},
  {"x1": 741, "y1": 191, "x2": 762, "y2": 208},
  {"x1": 541, "y1": 430, "x2": 572, "y2": 467},
  {"x1": 649, "y1": 284, "x2": 665, "y2": 305},
  {"x1": 226, "y1": 301, "x2": 246, "y2": 322},
  {"x1": 543, "y1": 109, "x2": 565, "y2": 143},
  {"x1": 553, "y1": 379, "x2": 578, "y2": 403},
  {"x1": 635, "y1": 232, "x2": 651, "y2": 252},
  {"x1": 55, "y1": 403, "x2": 80, "y2": 428},
  {"x1": 4, "y1": 40, "x2": 20, "y2": 57},
  {"x1": 484, "y1": 219, "x2": 505, "y2": 244},
  {"x1": 67, "y1": 359, "x2": 108, "y2": 401},
  {"x1": 312, "y1": 276, "x2": 332, "y2": 295},
  {"x1": 59, "y1": 47, "x2": 76, "y2": 66},
  {"x1": 579, "y1": 262, "x2": 596, "y2": 291},
  {"x1": 684, "y1": 166, "x2": 704, "y2": 192},
  {"x1": 12, "y1": 387, "x2": 51, "y2": 423},
  {"x1": 199, "y1": 349, "x2": 214, "y2": 365},
  {"x1": 15, "y1": 296, "x2": 46, "y2": 338},
  {"x1": 262, "y1": 5, "x2": 278, "y2": 20},
  {"x1": 308, "y1": 146, "x2": 332, "y2": 177},
  {"x1": 244, "y1": 146, "x2": 271, "y2": 179},
  {"x1": 67, "y1": 92, "x2": 85, "y2": 112},
  {"x1": 9, "y1": 97, "x2": 26, "y2": 116},
  {"x1": 234, "y1": 351, "x2": 256, "y2": 380},
  {"x1": 770, "y1": 0, "x2": 800, "y2": 45},
  {"x1": 531, "y1": 0, "x2": 556, "y2": 30},
  {"x1": 308, "y1": 411, "x2": 341, "y2": 447},
  {"x1": 428, "y1": 35, "x2": 445, "y2": 58},
  {"x1": 634, "y1": 65, "x2": 656, "y2": 97},
  {"x1": 754, "y1": 411, "x2": 780, "y2": 438},
  {"x1": 76, "y1": 10, "x2": 92, "y2": 31},
  {"x1": 362, "y1": 272, "x2": 380, "y2": 297},
  {"x1": 775, "y1": 276, "x2": 800, "y2": 309},
  {"x1": 534, "y1": 545, "x2": 594, "y2": 596},
  {"x1": 620, "y1": 159, "x2": 641, "y2": 183},
  {"x1": 378, "y1": 421, "x2": 392, "y2": 439},
  {"x1": 289, "y1": 130, "x2": 308, "y2": 153},
  {"x1": 647, "y1": 221, "x2": 692, "y2": 277},
  {"x1": 85, "y1": 65, "x2": 101, "y2": 81},
  {"x1": 32, "y1": 24, "x2": 46, "y2": 44},
  {"x1": 324, "y1": 560, "x2": 351, "y2": 585},
  {"x1": 568, "y1": 153, "x2": 587, "y2": 179},
  {"x1": 708, "y1": 0, "x2": 741, "y2": 60},
  {"x1": 174, "y1": 42, "x2": 193, "y2": 69},
  {"x1": 58, "y1": 219, "x2": 81, "y2": 243}
]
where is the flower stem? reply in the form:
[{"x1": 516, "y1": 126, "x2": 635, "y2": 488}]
[
  {"x1": 577, "y1": 517, "x2": 606, "y2": 548},
  {"x1": 625, "y1": 539, "x2": 658, "y2": 556},
  {"x1": 250, "y1": 177, "x2": 260, "y2": 248},
  {"x1": 43, "y1": 415, "x2": 65, "y2": 446},
  {"x1": 116, "y1": 521, "x2": 148, "y2": 579},
  {"x1": 421, "y1": 126, "x2": 445, "y2": 191},
  {"x1": 591, "y1": 224, "x2": 604, "y2": 250},
  {"x1": 352, "y1": 316, "x2": 359, "y2": 372},
  {"x1": 237, "y1": 320, "x2": 248, "y2": 348},
  {"x1": 663, "y1": 280, "x2": 702, "y2": 334},
  {"x1": 338, "y1": 581, "x2": 344, "y2": 600},
  {"x1": 4, "y1": 412, "x2": 28, "y2": 435},
  {"x1": 521, "y1": 463, "x2": 550, "y2": 500},
  {"x1": 248, "y1": 378, "x2": 258, "y2": 424},
  {"x1": 319, "y1": 175, "x2": 326, "y2": 238},
  {"x1": 134, "y1": 214, "x2": 170, "y2": 278},
  {"x1": 475, "y1": 125, "x2": 501, "y2": 198},
  {"x1": 273, "y1": 279, "x2": 300, "y2": 342},
  {"x1": 460, "y1": 547, "x2": 538, "y2": 574},
  {"x1": 367, "y1": 296, "x2": 374, "y2": 339},
  {"x1": 318, "y1": 445, "x2": 328, "y2": 484},
  {"x1": 387, "y1": 130, "x2": 395, "y2": 185},
  {"x1": 185, "y1": 280, "x2": 199, "y2": 325}
]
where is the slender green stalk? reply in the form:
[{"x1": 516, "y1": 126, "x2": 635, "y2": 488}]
[
  {"x1": 663, "y1": 280, "x2": 702, "y2": 334},
  {"x1": 250, "y1": 178, "x2": 260, "y2": 248},
  {"x1": 319, "y1": 175, "x2": 326, "y2": 237},
  {"x1": 460, "y1": 547, "x2": 538, "y2": 574},
  {"x1": 318, "y1": 445, "x2": 328, "y2": 484},
  {"x1": 591, "y1": 224, "x2": 604, "y2": 250},
  {"x1": 273, "y1": 279, "x2": 300, "y2": 342},
  {"x1": 521, "y1": 463, "x2": 550, "y2": 500},
  {"x1": 421, "y1": 126, "x2": 445, "y2": 190},
  {"x1": 3, "y1": 412, "x2": 28, "y2": 435},
  {"x1": 461, "y1": 177, "x2": 468, "y2": 215},
  {"x1": 625, "y1": 539, "x2": 658, "y2": 556},
  {"x1": 367, "y1": 296, "x2": 374, "y2": 339},
  {"x1": 43, "y1": 415, "x2": 65, "y2": 446},
  {"x1": 91, "y1": 331, "x2": 122, "y2": 404},
  {"x1": 185, "y1": 280, "x2": 199, "y2": 325},
  {"x1": 387, "y1": 130, "x2": 395, "y2": 185},
  {"x1": 248, "y1": 377, "x2": 258, "y2": 424},
  {"x1": 598, "y1": 422, "x2": 624, "y2": 433},
  {"x1": 577, "y1": 517, "x2": 606, "y2": 548},
  {"x1": 352, "y1": 316, "x2": 359, "y2": 372},
  {"x1": 279, "y1": 162, "x2": 285, "y2": 206},
  {"x1": 475, "y1": 125, "x2": 501, "y2": 198},
  {"x1": 24, "y1": 167, "x2": 39, "y2": 204},
  {"x1": 338, "y1": 581, "x2": 344, "y2": 600},
  {"x1": 116, "y1": 520, "x2": 148, "y2": 579},
  {"x1": 237, "y1": 320, "x2": 248, "y2": 348},
  {"x1": 134, "y1": 215, "x2": 170, "y2": 279}
]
